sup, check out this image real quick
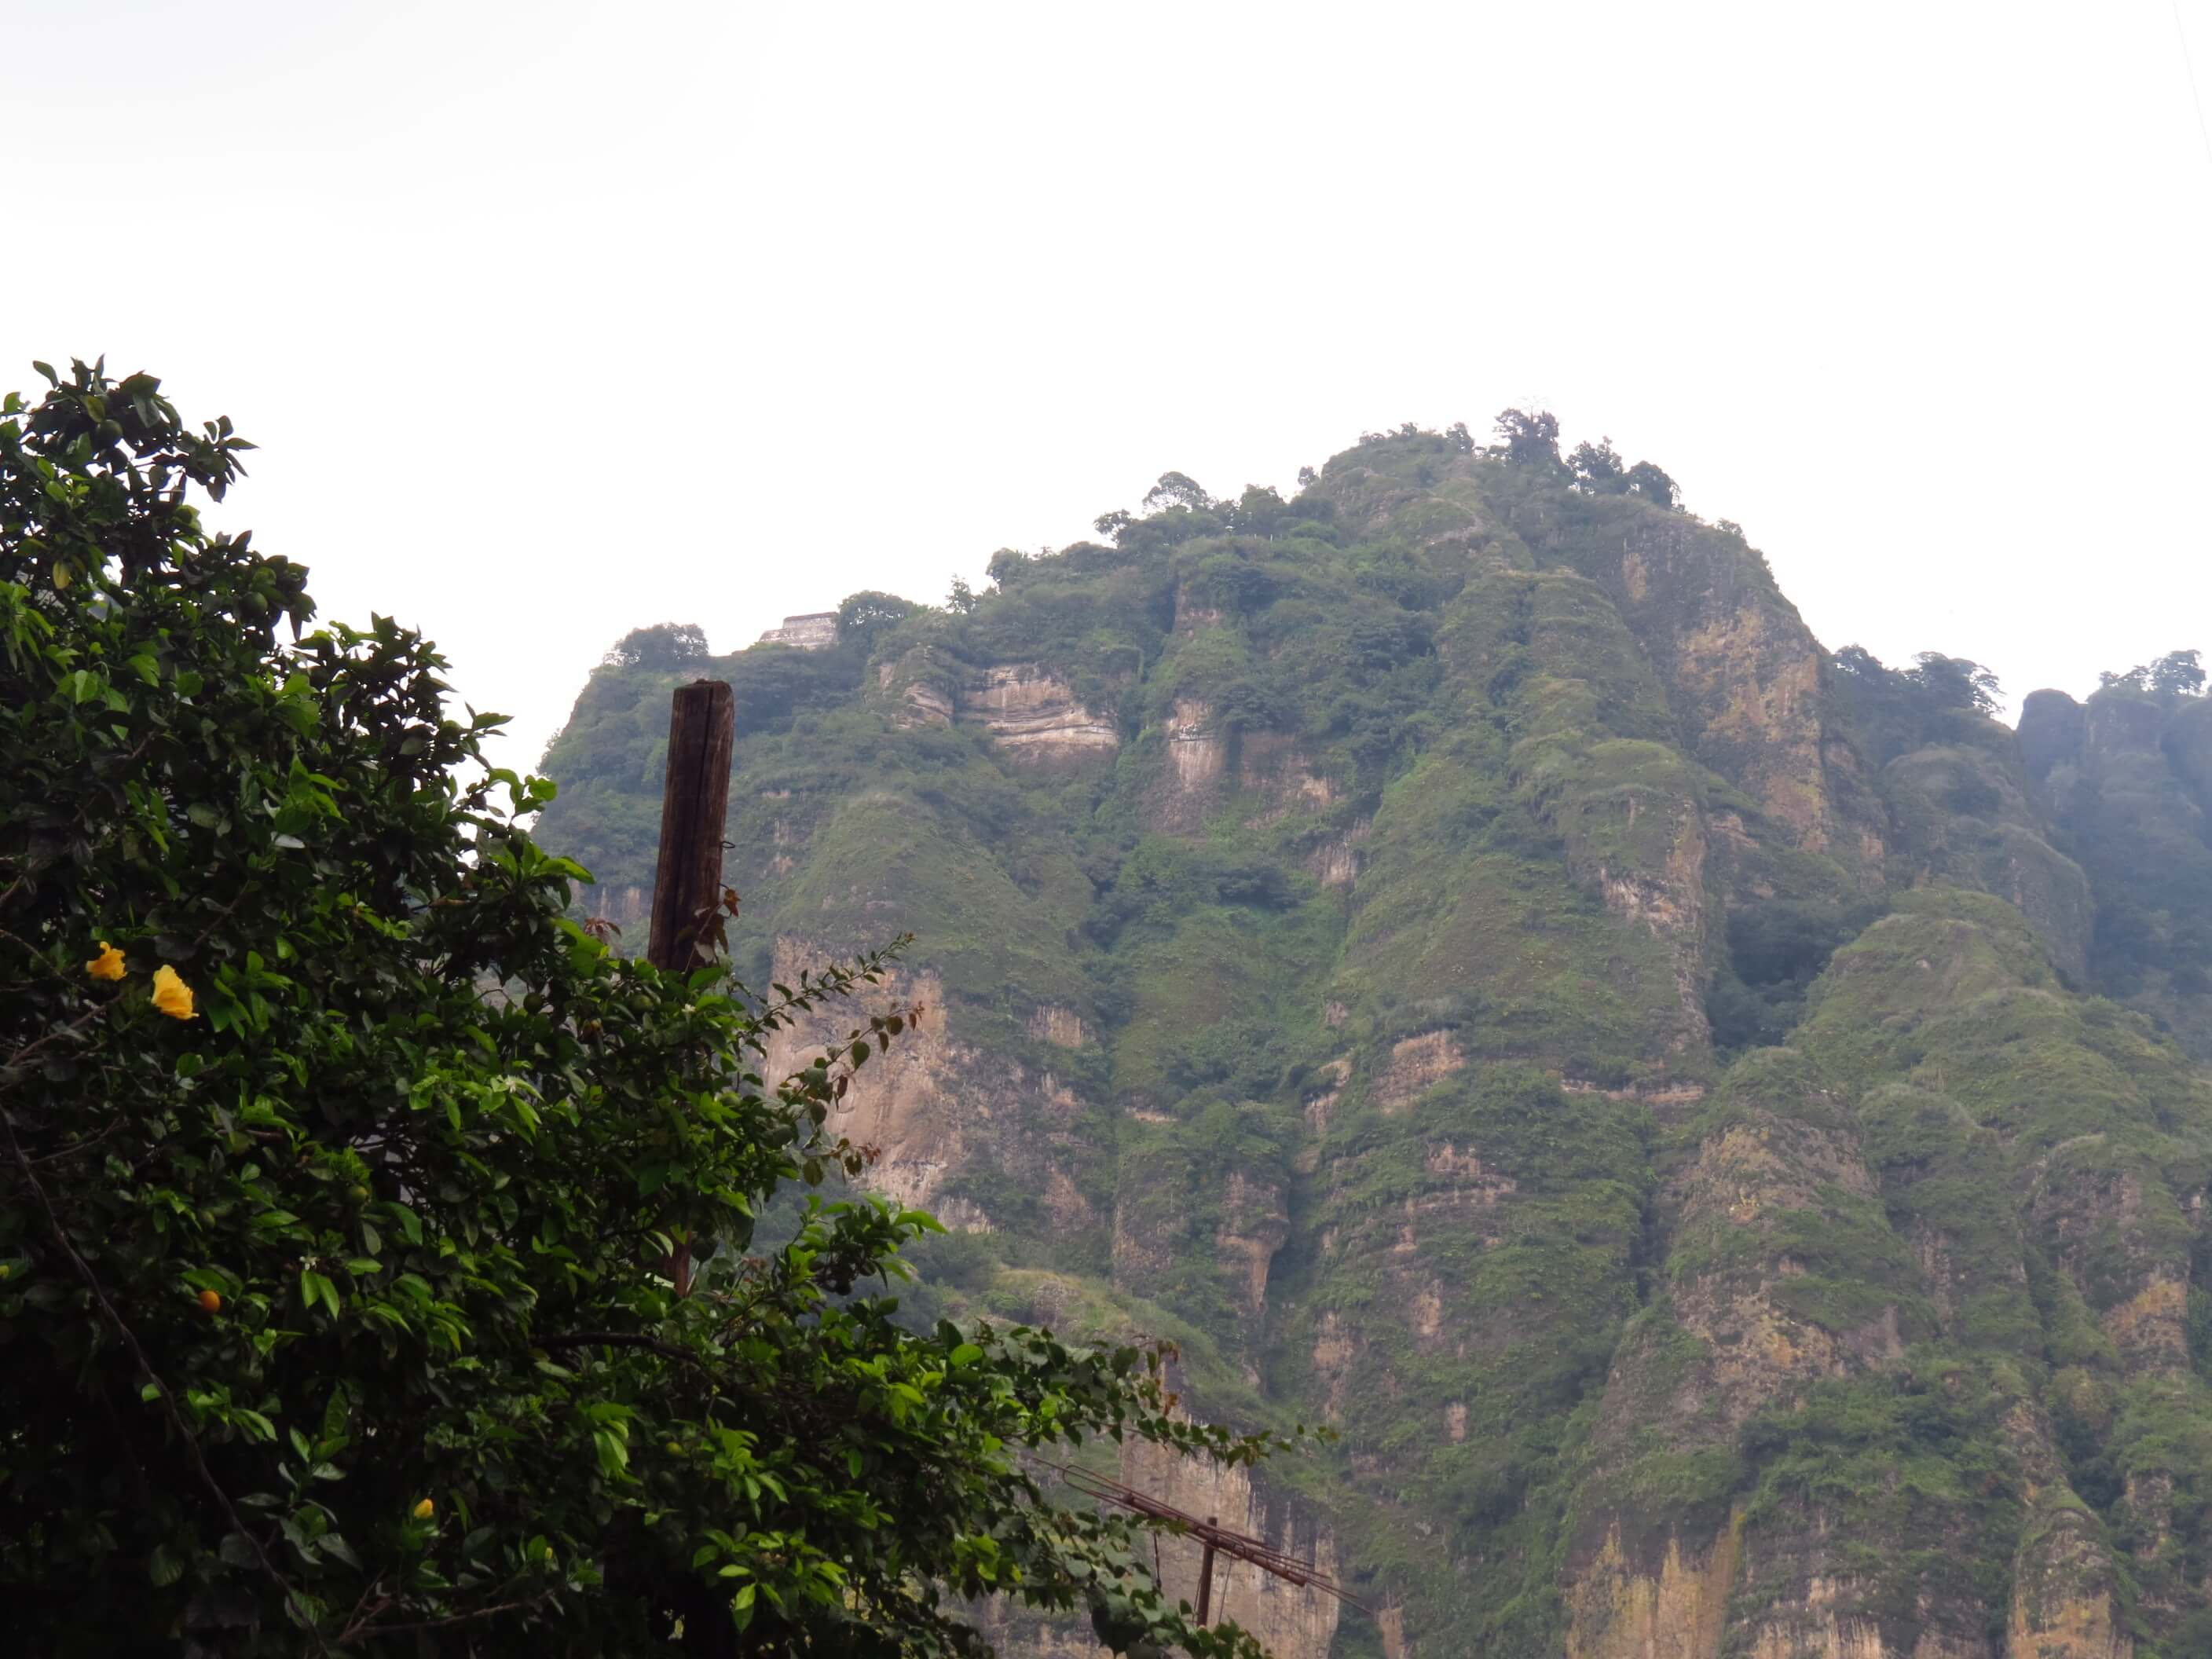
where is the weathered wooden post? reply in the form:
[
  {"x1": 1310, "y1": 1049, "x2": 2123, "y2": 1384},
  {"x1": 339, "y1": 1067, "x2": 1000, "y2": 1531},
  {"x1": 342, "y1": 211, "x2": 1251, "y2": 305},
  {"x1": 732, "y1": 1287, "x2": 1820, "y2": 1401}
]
[
  {"x1": 646, "y1": 679, "x2": 736, "y2": 975},
  {"x1": 1196, "y1": 1514, "x2": 1219, "y2": 1626},
  {"x1": 645, "y1": 679, "x2": 735, "y2": 1297}
]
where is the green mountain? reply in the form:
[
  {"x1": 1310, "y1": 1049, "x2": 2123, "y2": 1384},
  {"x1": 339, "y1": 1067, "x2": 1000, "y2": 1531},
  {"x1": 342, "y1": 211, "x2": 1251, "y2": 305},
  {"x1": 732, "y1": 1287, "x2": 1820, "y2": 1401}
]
[{"x1": 533, "y1": 423, "x2": 2212, "y2": 1658}]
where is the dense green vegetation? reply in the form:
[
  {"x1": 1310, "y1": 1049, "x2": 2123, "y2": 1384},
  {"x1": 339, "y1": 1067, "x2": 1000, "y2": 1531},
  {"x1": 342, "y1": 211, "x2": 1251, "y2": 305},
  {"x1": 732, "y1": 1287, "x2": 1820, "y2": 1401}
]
[
  {"x1": 535, "y1": 407, "x2": 2212, "y2": 1656},
  {"x1": 0, "y1": 362, "x2": 1295, "y2": 1658}
]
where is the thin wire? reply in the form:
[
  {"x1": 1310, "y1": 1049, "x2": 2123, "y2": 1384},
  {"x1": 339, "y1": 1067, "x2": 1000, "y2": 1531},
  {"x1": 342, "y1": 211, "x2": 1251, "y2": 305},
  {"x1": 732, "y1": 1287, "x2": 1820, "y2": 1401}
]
[{"x1": 2177, "y1": 0, "x2": 2212, "y2": 172}]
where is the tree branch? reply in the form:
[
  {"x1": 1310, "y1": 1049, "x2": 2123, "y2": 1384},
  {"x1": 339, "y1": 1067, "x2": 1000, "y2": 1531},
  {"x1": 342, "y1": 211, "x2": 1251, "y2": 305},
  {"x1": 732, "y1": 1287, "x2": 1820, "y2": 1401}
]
[
  {"x1": 337, "y1": 1586, "x2": 562, "y2": 1646},
  {"x1": 536, "y1": 1330, "x2": 716, "y2": 1375}
]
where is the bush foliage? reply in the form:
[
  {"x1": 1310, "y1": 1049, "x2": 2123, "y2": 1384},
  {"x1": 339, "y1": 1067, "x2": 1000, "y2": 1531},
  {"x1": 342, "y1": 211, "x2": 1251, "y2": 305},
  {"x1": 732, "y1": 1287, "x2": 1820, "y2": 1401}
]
[{"x1": 0, "y1": 361, "x2": 1287, "y2": 1657}]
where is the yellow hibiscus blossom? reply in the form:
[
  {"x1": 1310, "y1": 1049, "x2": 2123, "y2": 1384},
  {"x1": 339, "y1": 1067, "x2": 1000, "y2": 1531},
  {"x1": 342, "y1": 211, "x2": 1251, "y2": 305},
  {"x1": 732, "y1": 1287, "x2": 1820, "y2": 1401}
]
[
  {"x1": 85, "y1": 942, "x2": 126, "y2": 981},
  {"x1": 150, "y1": 965, "x2": 196, "y2": 1020}
]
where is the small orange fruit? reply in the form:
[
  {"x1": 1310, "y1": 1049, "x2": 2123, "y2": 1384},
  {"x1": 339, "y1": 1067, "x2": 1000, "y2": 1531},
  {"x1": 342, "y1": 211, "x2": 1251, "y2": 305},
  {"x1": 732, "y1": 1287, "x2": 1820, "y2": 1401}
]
[
  {"x1": 197, "y1": 1289, "x2": 222, "y2": 1313},
  {"x1": 412, "y1": 1498, "x2": 434, "y2": 1521}
]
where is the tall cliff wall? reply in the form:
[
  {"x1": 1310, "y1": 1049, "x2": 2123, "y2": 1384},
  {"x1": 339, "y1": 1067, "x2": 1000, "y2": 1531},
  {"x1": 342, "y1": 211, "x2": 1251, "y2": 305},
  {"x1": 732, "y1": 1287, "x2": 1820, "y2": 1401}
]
[{"x1": 536, "y1": 429, "x2": 2212, "y2": 1657}]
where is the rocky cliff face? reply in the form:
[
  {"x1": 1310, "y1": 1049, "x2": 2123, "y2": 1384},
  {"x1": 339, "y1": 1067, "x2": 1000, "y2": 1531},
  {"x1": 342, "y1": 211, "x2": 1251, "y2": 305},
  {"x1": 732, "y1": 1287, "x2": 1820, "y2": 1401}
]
[
  {"x1": 2018, "y1": 685, "x2": 2212, "y2": 1057},
  {"x1": 536, "y1": 428, "x2": 2212, "y2": 1657}
]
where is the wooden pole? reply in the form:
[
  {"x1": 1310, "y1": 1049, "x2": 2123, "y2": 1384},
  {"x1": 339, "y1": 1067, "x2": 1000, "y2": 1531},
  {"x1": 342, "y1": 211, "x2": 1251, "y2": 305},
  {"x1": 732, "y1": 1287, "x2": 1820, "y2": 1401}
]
[
  {"x1": 645, "y1": 679, "x2": 734, "y2": 1298},
  {"x1": 646, "y1": 680, "x2": 736, "y2": 974},
  {"x1": 1196, "y1": 1515, "x2": 1219, "y2": 1627}
]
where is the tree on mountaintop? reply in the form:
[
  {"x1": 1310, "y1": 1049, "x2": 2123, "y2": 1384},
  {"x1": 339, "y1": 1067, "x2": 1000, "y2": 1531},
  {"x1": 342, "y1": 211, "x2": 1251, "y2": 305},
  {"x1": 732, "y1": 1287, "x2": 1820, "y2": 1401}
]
[{"x1": 1491, "y1": 406, "x2": 1561, "y2": 467}]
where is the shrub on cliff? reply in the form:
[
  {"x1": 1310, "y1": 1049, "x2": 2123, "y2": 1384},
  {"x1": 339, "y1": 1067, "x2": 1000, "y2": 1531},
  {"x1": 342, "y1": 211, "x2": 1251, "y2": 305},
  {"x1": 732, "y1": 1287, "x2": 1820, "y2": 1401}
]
[{"x1": 0, "y1": 360, "x2": 1283, "y2": 1657}]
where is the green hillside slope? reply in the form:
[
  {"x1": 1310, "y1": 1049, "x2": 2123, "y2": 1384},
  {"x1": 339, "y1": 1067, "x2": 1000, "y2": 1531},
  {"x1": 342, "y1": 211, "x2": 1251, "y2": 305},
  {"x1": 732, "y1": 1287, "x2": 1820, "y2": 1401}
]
[{"x1": 534, "y1": 422, "x2": 2212, "y2": 1658}]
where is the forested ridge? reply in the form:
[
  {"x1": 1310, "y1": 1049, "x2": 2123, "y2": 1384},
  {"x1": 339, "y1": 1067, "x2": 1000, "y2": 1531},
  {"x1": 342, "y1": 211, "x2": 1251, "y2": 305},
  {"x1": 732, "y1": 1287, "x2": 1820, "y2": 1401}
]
[{"x1": 535, "y1": 416, "x2": 2212, "y2": 1657}]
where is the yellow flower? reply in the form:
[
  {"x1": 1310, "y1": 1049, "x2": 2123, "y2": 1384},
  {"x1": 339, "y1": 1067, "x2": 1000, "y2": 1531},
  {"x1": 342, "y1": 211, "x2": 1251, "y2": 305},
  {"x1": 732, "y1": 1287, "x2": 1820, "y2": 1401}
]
[
  {"x1": 150, "y1": 965, "x2": 196, "y2": 1020},
  {"x1": 85, "y1": 942, "x2": 126, "y2": 981},
  {"x1": 412, "y1": 1498, "x2": 435, "y2": 1521}
]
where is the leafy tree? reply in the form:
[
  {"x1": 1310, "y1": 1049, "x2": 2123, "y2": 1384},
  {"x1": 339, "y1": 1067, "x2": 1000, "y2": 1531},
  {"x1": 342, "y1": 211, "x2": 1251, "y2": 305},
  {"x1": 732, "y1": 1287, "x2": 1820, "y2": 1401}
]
[
  {"x1": 946, "y1": 575, "x2": 978, "y2": 615},
  {"x1": 1623, "y1": 460, "x2": 1678, "y2": 510},
  {"x1": 1091, "y1": 510, "x2": 1133, "y2": 541},
  {"x1": 1569, "y1": 438, "x2": 1626, "y2": 493},
  {"x1": 1445, "y1": 422, "x2": 1474, "y2": 456},
  {"x1": 834, "y1": 588, "x2": 921, "y2": 657},
  {"x1": 1831, "y1": 646, "x2": 2003, "y2": 765},
  {"x1": 1140, "y1": 472, "x2": 1212, "y2": 513},
  {"x1": 1910, "y1": 650, "x2": 2001, "y2": 716},
  {"x1": 1223, "y1": 485, "x2": 1287, "y2": 537},
  {"x1": 2150, "y1": 650, "x2": 2204, "y2": 698},
  {"x1": 985, "y1": 547, "x2": 1031, "y2": 589},
  {"x1": 2100, "y1": 648, "x2": 2206, "y2": 701},
  {"x1": 1567, "y1": 438, "x2": 1675, "y2": 508},
  {"x1": 1295, "y1": 464, "x2": 1318, "y2": 489},
  {"x1": 606, "y1": 624, "x2": 711, "y2": 671},
  {"x1": 1490, "y1": 408, "x2": 1561, "y2": 467},
  {"x1": 0, "y1": 361, "x2": 1285, "y2": 1657}
]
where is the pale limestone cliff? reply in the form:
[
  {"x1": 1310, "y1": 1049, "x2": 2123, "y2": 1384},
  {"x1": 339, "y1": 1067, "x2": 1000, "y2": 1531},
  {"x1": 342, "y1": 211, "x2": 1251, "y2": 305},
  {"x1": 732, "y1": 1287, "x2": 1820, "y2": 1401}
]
[
  {"x1": 1591, "y1": 787, "x2": 1712, "y2": 1046},
  {"x1": 759, "y1": 937, "x2": 1096, "y2": 1239},
  {"x1": 1562, "y1": 1053, "x2": 1917, "y2": 1659},
  {"x1": 979, "y1": 1434, "x2": 1342, "y2": 1659},
  {"x1": 756, "y1": 610, "x2": 839, "y2": 650},
  {"x1": 958, "y1": 664, "x2": 1120, "y2": 763},
  {"x1": 1027, "y1": 1004, "x2": 1090, "y2": 1048},
  {"x1": 2005, "y1": 1406, "x2": 2133, "y2": 1659},
  {"x1": 1174, "y1": 577, "x2": 1227, "y2": 636},
  {"x1": 1214, "y1": 1169, "x2": 1287, "y2": 1330},
  {"x1": 1305, "y1": 823, "x2": 1368, "y2": 888},
  {"x1": 1119, "y1": 1437, "x2": 1342, "y2": 1659},
  {"x1": 1606, "y1": 518, "x2": 1881, "y2": 871},
  {"x1": 1564, "y1": 1515, "x2": 1741, "y2": 1659},
  {"x1": 1369, "y1": 1030, "x2": 1465, "y2": 1116},
  {"x1": 1236, "y1": 732, "x2": 1339, "y2": 823},
  {"x1": 1153, "y1": 697, "x2": 1226, "y2": 831}
]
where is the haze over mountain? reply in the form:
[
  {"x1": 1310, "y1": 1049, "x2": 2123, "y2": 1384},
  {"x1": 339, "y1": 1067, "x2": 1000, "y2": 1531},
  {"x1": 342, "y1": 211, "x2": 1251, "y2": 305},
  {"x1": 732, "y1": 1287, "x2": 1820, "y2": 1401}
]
[{"x1": 533, "y1": 419, "x2": 2212, "y2": 1657}]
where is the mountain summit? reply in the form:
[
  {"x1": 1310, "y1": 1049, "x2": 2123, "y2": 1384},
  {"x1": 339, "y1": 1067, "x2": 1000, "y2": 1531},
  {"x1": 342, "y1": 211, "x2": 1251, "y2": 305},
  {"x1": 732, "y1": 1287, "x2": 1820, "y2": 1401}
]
[{"x1": 537, "y1": 421, "x2": 2212, "y2": 1657}]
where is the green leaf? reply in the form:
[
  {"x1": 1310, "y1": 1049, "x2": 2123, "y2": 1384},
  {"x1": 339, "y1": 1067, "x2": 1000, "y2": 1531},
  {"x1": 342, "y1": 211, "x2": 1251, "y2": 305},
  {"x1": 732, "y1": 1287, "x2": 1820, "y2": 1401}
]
[
  {"x1": 148, "y1": 1543, "x2": 185, "y2": 1587},
  {"x1": 320, "y1": 1533, "x2": 361, "y2": 1569}
]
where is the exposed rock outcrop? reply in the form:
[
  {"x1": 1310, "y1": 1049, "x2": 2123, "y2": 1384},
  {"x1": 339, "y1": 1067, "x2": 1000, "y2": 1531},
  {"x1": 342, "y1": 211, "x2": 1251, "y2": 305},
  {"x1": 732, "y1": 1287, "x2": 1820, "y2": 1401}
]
[
  {"x1": 1369, "y1": 1030, "x2": 1465, "y2": 1115},
  {"x1": 958, "y1": 664, "x2": 1119, "y2": 763},
  {"x1": 1119, "y1": 1437, "x2": 1342, "y2": 1659},
  {"x1": 756, "y1": 610, "x2": 839, "y2": 649},
  {"x1": 1152, "y1": 697, "x2": 1226, "y2": 830},
  {"x1": 760, "y1": 937, "x2": 1101, "y2": 1244},
  {"x1": 1605, "y1": 518, "x2": 1883, "y2": 873}
]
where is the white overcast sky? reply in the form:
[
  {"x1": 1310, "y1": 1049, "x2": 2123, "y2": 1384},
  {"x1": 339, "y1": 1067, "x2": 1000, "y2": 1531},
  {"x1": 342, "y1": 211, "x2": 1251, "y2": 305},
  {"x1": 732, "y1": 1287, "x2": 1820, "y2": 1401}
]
[{"x1": 5, "y1": 1, "x2": 2210, "y2": 767}]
